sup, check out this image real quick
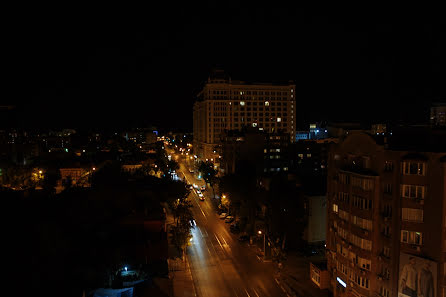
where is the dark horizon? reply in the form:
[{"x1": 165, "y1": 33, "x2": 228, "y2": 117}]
[{"x1": 4, "y1": 7, "x2": 445, "y2": 130}]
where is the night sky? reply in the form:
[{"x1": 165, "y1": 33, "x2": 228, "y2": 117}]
[{"x1": 5, "y1": 5, "x2": 445, "y2": 131}]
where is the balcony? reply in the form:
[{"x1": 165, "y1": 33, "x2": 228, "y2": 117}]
[
  {"x1": 340, "y1": 165, "x2": 379, "y2": 177},
  {"x1": 380, "y1": 212, "x2": 392, "y2": 222},
  {"x1": 378, "y1": 253, "x2": 391, "y2": 262}
]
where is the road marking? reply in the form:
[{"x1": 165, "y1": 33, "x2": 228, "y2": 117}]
[
  {"x1": 214, "y1": 234, "x2": 224, "y2": 249},
  {"x1": 275, "y1": 278, "x2": 291, "y2": 297},
  {"x1": 244, "y1": 288, "x2": 251, "y2": 297},
  {"x1": 252, "y1": 288, "x2": 260, "y2": 297}
]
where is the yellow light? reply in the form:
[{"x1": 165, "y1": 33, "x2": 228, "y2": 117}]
[
  {"x1": 222, "y1": 194, "x2": 226, "y2": 199},
  {"x1": 38, "y1": 170, "x2": 43, "y2": 174},
  {"x1": 258, "y1": 230, "x2": 262, "y2": 235},
  {"x1": 92, "y1": 167, "x2": 96, "y2": 171}
]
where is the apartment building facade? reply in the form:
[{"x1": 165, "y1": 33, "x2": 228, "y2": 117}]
[
  {"x1": 193, "y1": 70, "x2": 296, "y2": 161},
  {"x1": 326, "y1": 130, "x2": 446, "y2": 297}
]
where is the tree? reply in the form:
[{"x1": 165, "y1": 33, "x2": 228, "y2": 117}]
[
  {"x1": 198, "y1": 161, "x2": 217, "y2": 198},
  {"x1": 266, "y1": 176, "x2": 306, "y2": 251},
  {"x1": 169, "y1": 194, "x2": 194, "y2": 260}
]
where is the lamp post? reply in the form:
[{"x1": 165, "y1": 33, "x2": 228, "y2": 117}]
[{"x1": 258, "y1": 230, "x2": 266, "y2": 260}]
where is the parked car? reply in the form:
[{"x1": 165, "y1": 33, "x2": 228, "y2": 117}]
[
  {"x1": 225, "y1": 216, "x2": 234, "y2": 223},
  {"x1": 229, "y1": 224, "x2": 240, "y2": 233},
  {"x1": 238, "y1": 234, "x2": 249, "y2": 242},
  {"x1": 193, "y1": 183, "x2": 198, "y2": 189},
  {"x1": 199, "y1": 196, "x2": 205, "y2": 201},
  {"x1": 219, "y1": 213, "x2": 227, "y2": 219},
  {"x1": 200, "y1": 185, "x2": 206, "y2": 191}
]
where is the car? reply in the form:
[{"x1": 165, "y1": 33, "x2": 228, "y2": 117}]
[
  {"x1": 200, "y1": 186, "x2": 206, "y2": 191},
  {"x1": 196, "y1": 190, "x2": 201, "y2": 195},
  {"x1": 198, "y1": 193, "x2": 203, "y2": 198},
  {"x1": 229, "y1": 224, "x2": 240, "y2": 233},
  {"x1": 225, "y1": 216, "x2": 234, "y2": 223},
  {"x1": 189, "y1": 169, "x2": 194, "y2": 173},
  {"x1": 193, "y1": 184, "x2": 198, "y2": 189},
  {"x1": 199, "y1": 196, "x2": 205, "y2": 201},
  {"x1": 238, "y1": 234, "x2": 249, "y2": 242},
  {"x1": 219, "y1": 213, "x2": 227, "y2": 219}
]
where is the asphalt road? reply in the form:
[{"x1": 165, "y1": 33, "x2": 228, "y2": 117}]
[{"x1": 170, "y1": 151, "x2": 288, "y2": 297}]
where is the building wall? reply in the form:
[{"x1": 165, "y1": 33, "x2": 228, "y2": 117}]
[
  {"x1": 326, "y1": 131, "x2": 446, "y2": 297},
  {"x1": 193, "y1": 76, "x2": 296, "y2": 161},
  {"x1": 305, "y1": 195, "x2": 327, "y2": 244}
]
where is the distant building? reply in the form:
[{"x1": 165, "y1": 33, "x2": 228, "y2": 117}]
[
  {"x1": 310, "y1": 261, "x2": 330, "y2": 290},
  {"x1": 303, "y1": 194, "x2": 327, "y2": 244},
  {"x1": 326, "y1": 121, "x2": 363, "y2": 138},
  {"x1": 430, "y1": 102, "x2": 446, "y2": 126},
  {"x1": 295, "y1": 131, "x2": 309, "y2": 141},
  {"x1": 193, "y1": 69, "x2": 296, "y2": 161},
  {"x1": 58, "y1": 166, "x2": 92, "y2": 190},
  {"x1": 326, "y1": 128, "x2": 446, "y2": 297},
  {"x1": 309, "y1": 123, "x2": 329, "y2": 140},
  {"x1": 219, "y1": 127, "x2": 290, "y2": 176}
]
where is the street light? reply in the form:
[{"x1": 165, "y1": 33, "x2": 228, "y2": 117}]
[{"x1": 258, "y1": 230, "x2": 266, "y2": 260}]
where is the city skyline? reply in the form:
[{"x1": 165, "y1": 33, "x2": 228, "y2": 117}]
[{"x1": 5, "y1": 7, "x2": 445, "y2": 129}]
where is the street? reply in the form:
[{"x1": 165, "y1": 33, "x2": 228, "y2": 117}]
[{"x1": 172, "y1": 151, "x2": 288, "y2": 297}]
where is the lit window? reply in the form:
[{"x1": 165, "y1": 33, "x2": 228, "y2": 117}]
[
  {"x1": 277, "y1": 117, "x2": 282, "y2": 122},
  {"x1": 265, "y1": 101, "x2": 270, "y2": 106},
  {"x1": 252, "y1": 123, "x2": 257, "y2": 127},
  {"x1": 240, "y1": 101, "x2": 245, "y2": 106}
]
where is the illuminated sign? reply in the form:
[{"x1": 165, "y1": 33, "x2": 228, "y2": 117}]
[{"x1": 337, "y1": 277, "x2": 346, "y2": 288}]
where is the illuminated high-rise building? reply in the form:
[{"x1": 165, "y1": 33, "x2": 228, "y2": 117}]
[{"x1": 193, "y1": 69, "x2": 296, "y2": 161}]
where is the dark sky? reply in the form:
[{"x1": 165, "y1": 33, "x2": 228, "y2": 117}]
[{"x1": 5, "y1": 4, "x2": 446, "y2": 130}]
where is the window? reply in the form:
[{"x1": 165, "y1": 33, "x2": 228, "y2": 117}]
[
  {"x1": 277, "y1": 117, "x2": 281, "y2": 122},
  {"x1": 339, "y1": 209, "x2": 349, "y2": 221},
  {"x1": 339, "y1": 173, "x2": 349, "y2": 184},
  {"x1": 351, "y1": 176, "x2": 374, "y2": 191},
  {"x1": 384, "y1": 161, "x2": 394, "y2": 172},
  {"x1": 333, "y1": 204, "x2": 339, "y2": 213},
  {"x1": 380, "y1": 286, "x2": 391, "y2": 297},
  {"x1": 352, "y1": 195, "x2": 372, "y2": 210},
  {"x1": 402, "y1": 161, "x2": 426, "y2": 176},
  {"x1": 401, "y1": 185, "x2": 425, "y2": 200},
  {"x1": 384, "y1": 183, "x2": 392, "y2": 194},
  {"x1": 358, "y1": 257, "x2": 371, "y2": 270},
  {"x1": 401, "y1": 230, "x2": 423, "y2": 245},
  {"x1": 352, "y1": 215, "x2": 373, "y2": 231},
  {"x1": 265, "y1": 101, "x2": 270, "y2": 106},
  {"x1": 350, "y1": 233, "x2": 372, "y2": 251},
  {"x1": 383, "y1": 246, "x2": 391, "y2": 257},
  {"x1": 338, "y1": 192, "x2": 349, "y2": 203},
  {"x1": 402, "y1": 208, "x2": 423, "y2": 222}
]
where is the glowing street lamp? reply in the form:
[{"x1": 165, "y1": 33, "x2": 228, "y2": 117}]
[{"x1": 258, "y1": 230, "x2": 266, "y2": 260}]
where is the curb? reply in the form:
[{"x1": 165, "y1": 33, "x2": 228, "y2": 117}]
[{"x1": 185, "y1": 256, "x2": 199, "y2": 297}]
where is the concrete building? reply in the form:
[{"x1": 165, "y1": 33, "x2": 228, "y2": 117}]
[
  {"x1": 219, "y1": 127, "x2": 290, "y2": 176},
  {"x1": 193, "y1": 69, "x2": 296, "y2": 161},
  {"x1": 326, "y1": 127, "x2": 446, "y2": 297}
]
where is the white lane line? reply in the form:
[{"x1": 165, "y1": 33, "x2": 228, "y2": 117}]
[
  {"x1": 275, "y1": 278, "x2": 291, "y2": 297},
  {"x1": 221, "y1": 236, "x2": 228, "y2": 246},
  {"x1": 214, "y1": 234, "x2": 224, "y2": 249},
  {"x1": 252, "y1": 288, "x2": 260, "y2": 297},
  {"x1": 244, "y1": 288, "x2": 251, "y2": 297}
]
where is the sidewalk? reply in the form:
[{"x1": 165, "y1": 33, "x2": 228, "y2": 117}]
[
  {"x1": 169, "y1": 258, "x2": 197, "y2": 297},
  {"x1": 164, "y1": 202, "x2": 197, "y2": 297}
]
